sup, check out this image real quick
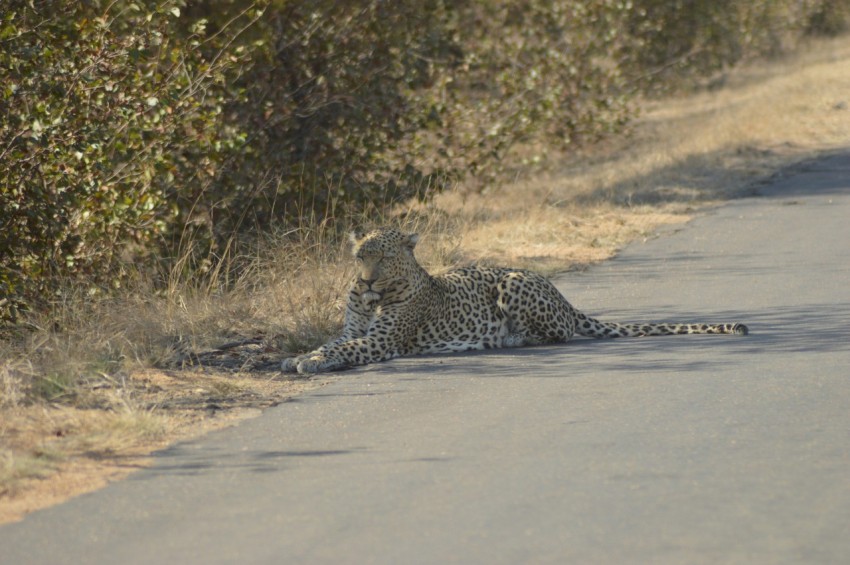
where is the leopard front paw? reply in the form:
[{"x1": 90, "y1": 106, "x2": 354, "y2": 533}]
[
  {"x1": 281, "y1": 356, "x2": 302, "y2": 372},
  {"x1": 296, "y1": 355, "x2": 326, "y2": 375}
]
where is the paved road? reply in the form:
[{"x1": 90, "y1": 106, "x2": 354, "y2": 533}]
[{"x1": 2, "y1": 154, "x2": 850, "y2": 564}]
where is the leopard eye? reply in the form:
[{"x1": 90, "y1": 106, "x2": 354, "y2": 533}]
[{"x1": 356, "y1": 252, "x2": 379, "y2": 263}]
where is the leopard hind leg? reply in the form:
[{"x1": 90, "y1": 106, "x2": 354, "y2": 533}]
[{"x1": 495, "y1": 271, "x2": 578, "y2": 346}]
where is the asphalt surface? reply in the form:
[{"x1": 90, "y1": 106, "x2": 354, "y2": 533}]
[{"x1": 2, "y1": 153, "x2": 849, "y2": 564}]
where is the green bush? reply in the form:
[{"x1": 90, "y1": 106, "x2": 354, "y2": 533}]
[
  {"x1": 0, "y1": 0, "x2": 255, "y2": 320},
  {"x1": 194, "y1": 0, "x2": 462, "y2": 234},
  {"x1": 435, "y1": 0, "x2": 634, "y2": 178},
  {"x1": 195, "y1": 0, "x2": 637, "y2": 229},
  {"x1": 806, "y1": 0, "x2": 850, "y2": 36},
  {"x1": 624, "y1": 0, "x2": 850, "y2": 92}
]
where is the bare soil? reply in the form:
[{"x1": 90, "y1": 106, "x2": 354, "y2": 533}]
[{"x1": 1, "y1": 345, "x2": 319, "y2": 524}]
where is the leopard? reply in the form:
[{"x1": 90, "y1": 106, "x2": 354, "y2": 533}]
[{"x1": 281, "y1": 227, "x2": 748, "y2": 375}]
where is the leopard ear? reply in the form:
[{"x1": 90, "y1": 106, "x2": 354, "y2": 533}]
[
  {"x1": 404, "y1": 232, "x2": 420, "y2": 250},
  {"x1": 350, "y1": 225, "x2": 373, "y2": 242},
  {"x1": 348, "y1": 230, "x2": 364, "y2": 256}
]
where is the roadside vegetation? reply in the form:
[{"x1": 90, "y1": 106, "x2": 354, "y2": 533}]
[{"x1": 3, "y1": 0, "x2": 850, "y2": 521}]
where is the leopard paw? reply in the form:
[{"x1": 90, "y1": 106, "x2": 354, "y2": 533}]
[
  {"x1": 296, "y1": 356, "x2": 325, "y2": 375},
  {"x1": 280, "y1": 356, "x2": 302, "y2": 373}
]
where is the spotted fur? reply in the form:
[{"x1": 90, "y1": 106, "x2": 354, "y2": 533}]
[{"x1": 282, "y1": 227, "x2": 748, "y2": 374}]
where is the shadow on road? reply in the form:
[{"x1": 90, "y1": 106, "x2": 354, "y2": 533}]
[
  {"x1": 134, "y1": 445, "x2": 369, "y2": 479},
  {"x1": 759, "y1": 151, "x2": 850, "y2": 198},
  {"x1": 572, "y1": 149, "x2": 850, "y2": 207}
]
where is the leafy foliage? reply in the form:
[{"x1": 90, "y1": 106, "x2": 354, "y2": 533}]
[
  {"x1": 197, "y1": 0, "x2": 463, "y2": 233},
  {"x1": 436, "y1": 1, "x2": 634, "y2": 177},
  {"x1": 624, "y1": 0, "x2": 850, "y2": 92},
  {"x1": 197, "y1": 0, "x2": 637, "y2": 231},
  {"x1": 0, "y1": 0, "x2": 256, "y2": 319}
]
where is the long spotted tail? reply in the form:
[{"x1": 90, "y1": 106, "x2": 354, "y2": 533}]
[{"x1": 576, "y1": 312, "x2": 749, "y2": 338}]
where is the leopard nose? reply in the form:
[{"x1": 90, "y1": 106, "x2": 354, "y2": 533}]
[{"x1": 359, "y1": 277, "x2": 377, "y2": 287}]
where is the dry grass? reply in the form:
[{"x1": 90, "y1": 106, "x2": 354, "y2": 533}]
[
  {"x1": 3, "y1": 35, "x2": 850, "y2": 523},
  {"x1": 0, "y1": 227, "x2": 347, "y2": 522},
  {"x1": 439, "y1": 36, "x2": 850, "y2": 272}
]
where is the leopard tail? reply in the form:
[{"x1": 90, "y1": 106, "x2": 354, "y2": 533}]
[{"x1": 575, "y1": 313, "x2": 748, "y2": 338}]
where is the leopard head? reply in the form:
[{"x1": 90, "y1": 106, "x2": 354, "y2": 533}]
[{"x1": 350, "y1": 227, "x2": 423, "y2": 303}]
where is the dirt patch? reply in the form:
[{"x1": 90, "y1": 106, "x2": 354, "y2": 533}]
[{"x1": 0, "y1": 347, "x2": 319, "y2": 524}]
